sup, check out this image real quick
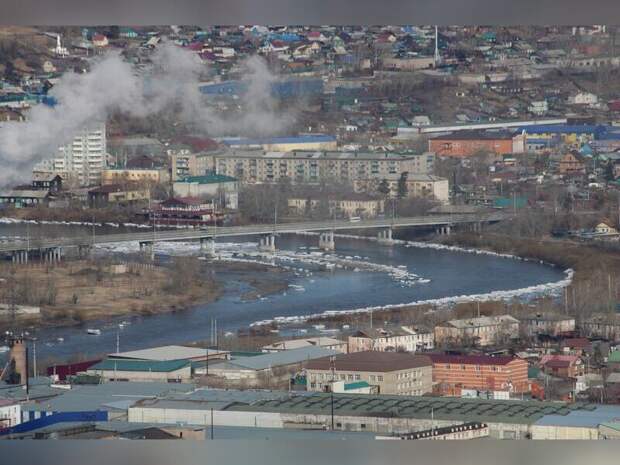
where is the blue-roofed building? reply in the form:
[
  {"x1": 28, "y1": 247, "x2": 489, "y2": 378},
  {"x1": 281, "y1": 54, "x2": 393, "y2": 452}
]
[
  {"x1": 220, "y1": 134, "x2": 337, "y2": 151},
  {"x1": 519, "y1": 124, "x2": 611, "y2": 144},
  {"x1": 199, "y1": 78, "x2": 324, "y2": 99}
]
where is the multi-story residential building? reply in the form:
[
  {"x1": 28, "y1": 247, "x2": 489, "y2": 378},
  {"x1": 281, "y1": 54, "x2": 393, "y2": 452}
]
[
  {"x1": 168, "y1": 150, "x2": 214, "y2": 181},
  {"x1": 581, "y1": 314, "x2": 620, "y2": 341},
  {"x1": 101, "y1": 168, "x2": 168, "y2": 186},
  {"x1": 348, "y1": 326, "x2": 434, "y2": 353},
  {"x1": 353, "y1": 173, "x2": 449, "y2": 204},
  {"x1": 519, "y1": 314, "x2": 576, "y2": 338},
  {"x1": 213, "y1": 150, "x2": 435, "y2": 185},
  {"x1": 35, "y1": 123, "x2": 107, "y2": 187},
  {"x1": 428, "y1": 354, "x2": 529, "y2": 394},
  {"x1": 434, "y1": 315, "x2": 520, "y2": 347},
  {"x1": 305, "y1": 351, "x2": 433, "y2": 396},
  {"x1": 288, "y1": 196, "x2": 385, "y2": 219}
]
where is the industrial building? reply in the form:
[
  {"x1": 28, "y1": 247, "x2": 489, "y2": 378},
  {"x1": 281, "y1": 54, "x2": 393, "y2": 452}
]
[
  {"x1": 220, "y1": 134, "x2": 337, "y2": 152},
  {"x1": 108, "y1": 345, "x2": 230, "y2": 363},
  {"x1": 261, "y1": 337, "x2": 348, "y2": 353},
  {"x1": 86, "y1": 359, "x2": 192, "y2": 383},
  {"x1": 305, "y1": 351, "x2": 433, "y2": 396},
  {"x1": 199, "y1": 346, "x2": 339, "y2": 386}
]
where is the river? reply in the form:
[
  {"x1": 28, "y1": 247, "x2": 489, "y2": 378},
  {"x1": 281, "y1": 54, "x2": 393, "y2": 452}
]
[{"x1": 0, "y1": 222, "x2": 566, "y2": 363}]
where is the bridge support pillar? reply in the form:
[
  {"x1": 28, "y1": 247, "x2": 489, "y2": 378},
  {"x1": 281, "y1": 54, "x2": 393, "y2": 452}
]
[
  {"x1": 319, "y1": 231, "x2": 335, "y2": 251},
  {"x1": 140, "y1": 241, "x2": 155, "y2": 261},
  {"x1": 78, "y1": 245, "x2": 91, "y2": 259},
  {"x1": 200, "y1": 238, "x2": 216, "y2": 256},
  {"x1": 258, "y1": 234, "x2": 276, "y2": 253},
  {"x1": 377, "y1": 227, "x2": 394, "y2": 245}
]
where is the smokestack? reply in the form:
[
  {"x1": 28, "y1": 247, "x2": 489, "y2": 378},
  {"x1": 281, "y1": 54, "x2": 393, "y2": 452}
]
[{"x1": 9, "y1": 337, "x2": 27, "y2": 388}]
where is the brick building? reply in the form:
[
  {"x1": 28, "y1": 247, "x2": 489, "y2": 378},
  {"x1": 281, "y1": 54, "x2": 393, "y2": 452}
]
[
  {"x1": 428, "y1": 131, "x2": 515, "y2": 157},
  {"x1": 428, "y1": 354, "x2": 529, "y2": 394}
]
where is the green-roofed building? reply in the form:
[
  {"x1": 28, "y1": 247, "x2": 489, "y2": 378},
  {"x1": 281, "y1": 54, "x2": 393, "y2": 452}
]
[
  {"x1": 87, "y1": 358, "x2": 192, "y2": 383},
  {"x1": 608, "y1": 350, "x2": 620, "y2": 363},
  {"x1": 173, "y1": 173, "x2": 239, "y2": 209}
]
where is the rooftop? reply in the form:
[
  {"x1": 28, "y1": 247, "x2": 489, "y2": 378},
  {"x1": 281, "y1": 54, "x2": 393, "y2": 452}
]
[
  {"x1": 109, "y1": 345, "x2": 228, "y2": 362},
  {"x1": 213, "y1": 346, "x2": 339, "y2": 371},
  {"x1": 440, "y1": 314, "x2": 520, "y2": 329},
  {"x1": 306, "y1": 351, "x2": 432, "y2": 372},
  {"x1": 261, "y1": 337, "x2": 345, "y2": 351},
  {"x1": 427, "y1": 354, "x2": 519, "y2": 366},
  {"x1": 221, "y1": 134, "x2": 336, "y2": 146},
  {"x1": 88, "y1": 359, "x2": 190, "y2": 373},
  {"x1": 176, "y1": 174, "x2": 237, "y2": 184}
]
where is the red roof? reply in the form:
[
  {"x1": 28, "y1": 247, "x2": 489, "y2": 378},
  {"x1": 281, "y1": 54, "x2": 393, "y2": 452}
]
[
  {"x1": 93, "y1": 34, "x2": 107, "y2": 41},
  {"x1": 173, "y1": 136, "x2": 219, "y2": 152},
  {"x1": 561, "y1": 338, "x2": 591, "y2": 349},
  {"x1": 545, "y1": 360, "x2": 571, "y2": 369},
  {"x1": 427, "y1": 354, "x2": 518, "y2": 366}
]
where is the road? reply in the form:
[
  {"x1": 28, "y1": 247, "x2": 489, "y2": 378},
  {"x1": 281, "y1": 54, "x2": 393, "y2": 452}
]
[{"x1": 0, "y1": 212, "x2": 509, "y2": 254}]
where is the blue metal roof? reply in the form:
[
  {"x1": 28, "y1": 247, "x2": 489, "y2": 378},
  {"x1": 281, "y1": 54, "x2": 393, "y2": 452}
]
[
  {"x1": 519, "y1": 124, "x2": 608, "y2": 136},
  {"x1": 535, "y1": 405, "x2": 620, "y2": 428}
]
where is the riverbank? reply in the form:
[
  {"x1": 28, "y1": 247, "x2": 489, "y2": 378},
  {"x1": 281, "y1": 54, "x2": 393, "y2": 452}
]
[
  {"x1": 0, "y1": 258, "x2": 293, "y2": 332},
  {"x1": 296, "y1": 231, "x2": 620, "y2": 329}
]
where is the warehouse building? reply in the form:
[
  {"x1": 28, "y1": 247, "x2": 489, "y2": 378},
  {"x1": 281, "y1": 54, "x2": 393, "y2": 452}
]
[
  {"x1": 86, "y1": 359, "x2": 192, "y2": 383},
  {"x1": 108, "y1": 345, "x2": 230, "y2": 363},
  {"x1": 127, "y1": 389, "x2": 620, "y2": 439}
]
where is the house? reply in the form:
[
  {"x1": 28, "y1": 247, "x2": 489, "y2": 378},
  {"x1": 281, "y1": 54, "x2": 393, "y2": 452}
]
[
  {"x1": 559, "y1": 151, "x2": 586, "y2": 176},
  {"x1": 593, "y1": 222, "x2": 619, "y2": 236},
  {"x1": 31, "y1": 174, "x2": 63, "y2": 193},
  {"x1": 261, "y1": 337, "x2": 348, "y2": 353},
  {"x1": 568, "y1": 92, "x2": 598, "y2": 105},
  {"x1": 428, "y1": 131, "x2": 515, "y2": 157},
  {"x1": 540, "y1": 355, "x2": 584, "y2": 378},
  {"x1": 348, "y1": 326, "x2": 434, "y2": 353},
  {"x1": 86, "y1": 359, "x2": 192, "y2": 383},
  {"x1": 92, "y1": 34, "x2": 109, "y2": 47},
  {"x1": 434, "y1": 315, "x2": 520, "y2": 347},
  {"x1": 87, "y1": 184, "x2": 150, "y2": 208},
  {"x1": 0, "y1": 190, "x2": 51, "y2": 208},
  {"x1": 519, "y1": 314, "x2": 576, "y2": 338},
  {"x1": 172, "y1": 174, "x2": 239, "y2": 210},
  {"x1": 305, "y1": 351, "x2": 433, "y2": 396},
  {"x1": 561, "y1": 338, "x2": 593, "y2": 356},
  {"x1": 428, "y1": 354, "x2": 529, "y2": 394}
]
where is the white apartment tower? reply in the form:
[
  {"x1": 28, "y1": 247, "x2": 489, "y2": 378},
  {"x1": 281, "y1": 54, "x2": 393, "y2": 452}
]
[{"x1": 36, "y1": 123, "x2": 107, "y2": 187}]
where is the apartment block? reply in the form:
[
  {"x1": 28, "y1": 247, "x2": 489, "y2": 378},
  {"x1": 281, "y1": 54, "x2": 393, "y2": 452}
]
[
  {"x1": 434, "y1": 315, "x2": 520, "y2": 347},
  {"x1": 348, "y1": 326, "x2": 434, "y2": 353},
  {"x1": 213, "y1": 150, "x2": 435, "y2": 185},
  {"x1": 305, "y1": 351, "x2": 433, "y2": 396}
]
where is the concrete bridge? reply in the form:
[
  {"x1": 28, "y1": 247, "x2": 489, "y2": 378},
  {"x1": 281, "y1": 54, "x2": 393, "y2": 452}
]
[{"x1": 0, "y1": 212, "x2": 508, "y2": 263}]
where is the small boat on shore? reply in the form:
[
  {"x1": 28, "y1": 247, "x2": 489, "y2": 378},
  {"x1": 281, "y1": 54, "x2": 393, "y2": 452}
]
[{"x1": 86, "y1": 329, "x2": 101, "y2": 336}]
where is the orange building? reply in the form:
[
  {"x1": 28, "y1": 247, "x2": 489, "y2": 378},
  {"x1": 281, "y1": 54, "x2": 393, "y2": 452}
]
[
  {"x1": 558, "y1": 151, "x2": 586, "y2": 175},
  {"x1": 428, "y1": 131, "x2": 514, "y2": 157},
  {"x1": 428, "y1": 354, "x2": 529, "y2": 394}
]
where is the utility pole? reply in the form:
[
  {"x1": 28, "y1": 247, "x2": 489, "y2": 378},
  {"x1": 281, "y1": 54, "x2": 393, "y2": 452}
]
[
  {"x1": 116, "y1": 329, "x2": 120, "y2": 353},
  {"x1": 32, "y1": 339, "x2": 37, "y2": 378},
  {"x1": 210, "y1": 408, "x2": 214, "y2": 440},
  {"x1": 330, "y1": 355, "x2": 335, "y2": 431}
]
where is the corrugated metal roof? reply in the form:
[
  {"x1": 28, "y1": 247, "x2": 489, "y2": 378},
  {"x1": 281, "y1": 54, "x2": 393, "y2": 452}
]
[
  {"x1": 219, "y1": 346, "x2": 339, "y2": 371},
  {"x1": 110, "y1": 345, "x2": 227, "y2": 362},
  {"x1": 534, "y1": 405, "x2": 620, "y2": 428},
  {"x1": 89, "y1": 359, "x2": 190, "y2": 373}
]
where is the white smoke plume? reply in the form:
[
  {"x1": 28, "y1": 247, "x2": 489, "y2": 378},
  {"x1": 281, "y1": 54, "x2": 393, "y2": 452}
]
[{"x1": 0, "y1": 42, "x2": 295, "y2": 186}]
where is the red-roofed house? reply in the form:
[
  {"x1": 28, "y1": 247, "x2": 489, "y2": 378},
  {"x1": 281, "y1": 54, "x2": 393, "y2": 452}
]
[
  {"x1": 561, "y1": 338, "x2": 592, "y2": 356},
  {"x1": 92, "y1": 34, "x2": 109, "y2": 47},
  {"x1": 428, "y1": 354, "x2": 529, "y2": 394},
  {"x1": 540, "y1": 354, "x2": 583, "y2": 378}
]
